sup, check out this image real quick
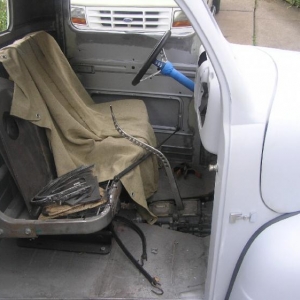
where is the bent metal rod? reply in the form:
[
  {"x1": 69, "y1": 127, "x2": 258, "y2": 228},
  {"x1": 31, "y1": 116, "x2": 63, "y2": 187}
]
[{"x1": 110, "y1": 105, "x2": 184, "y2": 210}]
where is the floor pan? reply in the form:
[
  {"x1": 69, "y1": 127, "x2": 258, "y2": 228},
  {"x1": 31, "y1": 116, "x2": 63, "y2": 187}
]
[
  {"x1": 0, "y1": 223, "x2": 209, "y2": 299},
  {"x1": 149, "y1": 165, "x2": 215, "y2": 202}
]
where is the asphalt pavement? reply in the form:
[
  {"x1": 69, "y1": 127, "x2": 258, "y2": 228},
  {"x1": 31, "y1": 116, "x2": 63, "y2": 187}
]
[{"x1": 215, "y1": 0, "x2": 300, "y2": 51}]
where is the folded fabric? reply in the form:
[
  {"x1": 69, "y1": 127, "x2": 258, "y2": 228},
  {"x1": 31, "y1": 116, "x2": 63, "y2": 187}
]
[{"x1": 0, "y1": 31, "x2": 159, "y2": 223}]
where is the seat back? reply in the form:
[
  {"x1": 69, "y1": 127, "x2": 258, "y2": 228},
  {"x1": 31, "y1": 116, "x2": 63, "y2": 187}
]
[{"x1": 0, "y1": 78, "x2": 56, "y2": 217}]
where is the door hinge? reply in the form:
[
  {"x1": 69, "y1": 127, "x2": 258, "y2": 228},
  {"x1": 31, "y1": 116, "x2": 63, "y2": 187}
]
[{"x1": 229, "y1": 212, "x2": 256, "y2": 224}]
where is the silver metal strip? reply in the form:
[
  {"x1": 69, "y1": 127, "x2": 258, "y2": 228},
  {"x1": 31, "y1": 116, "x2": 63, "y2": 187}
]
[{"x1": 110, "y1": 105, "x2": 184, "y2": 210}]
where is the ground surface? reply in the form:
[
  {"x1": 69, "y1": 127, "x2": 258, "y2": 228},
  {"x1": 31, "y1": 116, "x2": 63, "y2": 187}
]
[{"x1": 216, "y1": 0, "x2": 300, "y2": 51}]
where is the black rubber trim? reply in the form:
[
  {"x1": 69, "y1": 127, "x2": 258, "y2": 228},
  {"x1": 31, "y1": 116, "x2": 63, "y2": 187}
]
[
  {"x1": 198, "y1": 51, "x2": 207, "y2": 67},
  {"x1": 110, "y1": 219, "x2": 163, "y2": 295},
  {"x1": 114, "y1": 215, "x2": 147, "y2": 262},
  {"x1": 225, "y1": 211, "x2": 300, "y2": 300},
  {"x1": 132, "y1": 30, "x2": 171, "y2": 86}
]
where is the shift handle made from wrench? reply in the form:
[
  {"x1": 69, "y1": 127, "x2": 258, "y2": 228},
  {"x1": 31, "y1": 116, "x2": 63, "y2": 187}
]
[{"x1": 110, "y1": 106, "x2": 184, "y2": 210}]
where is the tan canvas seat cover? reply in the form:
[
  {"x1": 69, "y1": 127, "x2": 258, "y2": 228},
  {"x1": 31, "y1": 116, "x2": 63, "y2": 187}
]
[{"x1": 0, "y1": 31, "x2": 158, "y2": 223}]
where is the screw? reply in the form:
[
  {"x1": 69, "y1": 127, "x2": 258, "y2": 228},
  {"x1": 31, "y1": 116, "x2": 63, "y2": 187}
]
[
  {"x1": 151, "y1": 248, "x2": 158, "y2": 254},
  {"x1": 100, "y1": 247, "x2": 106, "y2": 251},
  {"x1": 25, "y1": 228, "x2": 31, "y2": 235},
  {"x1": 0, "y1": 229, "x2": 3, "y2": 235}
]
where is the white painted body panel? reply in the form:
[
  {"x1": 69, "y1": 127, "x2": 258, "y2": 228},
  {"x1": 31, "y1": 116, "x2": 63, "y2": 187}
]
[
  {"x1": 194, "y1": 49, "x2": 221, "y2": 154},
  {"x1": 230, "y1": 214, "x2": 300, "y2": 300},
  {"x1": 230, "y1": 45, "x2": 277, "y2": 124},
  {"x1": 177, "y1": 1, "x2": 300, "y2": 299},
  {"x1": 260, "y1": 49, "x2": 300, "y2": 213}
]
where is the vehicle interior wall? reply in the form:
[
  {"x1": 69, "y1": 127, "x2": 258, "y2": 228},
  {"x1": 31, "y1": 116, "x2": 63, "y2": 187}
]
[
  {"x1": 62, "y1": 0, "x2": 203, "y2": 166},
  {"x1": 12, "y1": 0, "x2": 55, "y2": 28},
  {"x1": 0, "y1": 0, "x2": 58, "y2": 216},
  {"x1": 0, "y1": 0, "x2": 56, "y2": 46}
]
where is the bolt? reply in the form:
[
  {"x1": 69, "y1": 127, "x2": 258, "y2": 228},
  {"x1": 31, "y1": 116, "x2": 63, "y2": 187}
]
[
  {"x1": 0, "y1": 229, "x2": 3, "y2": 235},
  {"x1": 151, "y1": 248, "x2": 158, "y2": 254},
  {"x1": 208, "y1": 164, "x2": 218, "y2": 172},
  {"x1": 100, "y1": 247, "x2": 106, "y2": 251},
  {"x1": 25, "y1": 228, "x2": 31, "y2": 235}
]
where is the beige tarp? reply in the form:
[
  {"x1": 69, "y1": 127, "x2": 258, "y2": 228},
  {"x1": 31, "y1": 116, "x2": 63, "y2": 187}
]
[{"x1": 0, "y1": 31, "x2": 159, "y2": 223}]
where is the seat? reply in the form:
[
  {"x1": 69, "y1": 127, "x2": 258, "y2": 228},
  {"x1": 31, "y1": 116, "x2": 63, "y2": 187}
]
[{"x1": 0, "y1": 31, "x2": 159, "y2": 232}]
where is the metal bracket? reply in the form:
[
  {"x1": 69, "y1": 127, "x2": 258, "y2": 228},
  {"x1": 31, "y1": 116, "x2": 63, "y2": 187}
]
[
  {"x1": 0, "y1": 181, "x2": 122, "y2": 238},
  {"x1": 229, "y1": 212, "x2": 256, "y2": 224},
  {"x1": 140, "y1": 70, "x2": 161, "y2": 82},
  {"x1": 160, "y1": 48, "x2": 168, "y2": 62}
]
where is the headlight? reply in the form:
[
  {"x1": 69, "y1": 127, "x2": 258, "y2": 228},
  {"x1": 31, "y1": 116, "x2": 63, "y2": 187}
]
[
  {"x1": 71, "y1": 6, "x2": 87, "y2": 25},
  {"x1": 172, "y1": 10, "x2": 192, "y2": 27}
]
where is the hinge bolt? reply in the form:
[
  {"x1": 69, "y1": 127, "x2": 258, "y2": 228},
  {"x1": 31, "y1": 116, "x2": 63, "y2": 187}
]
[{"x1": 208, "y1": 164, "x2": 218, "y2": 172}]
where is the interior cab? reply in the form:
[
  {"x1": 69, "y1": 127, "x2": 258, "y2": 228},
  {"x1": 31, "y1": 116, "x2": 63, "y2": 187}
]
[
  {"x1": 1, "y1": 1, "x2": 299, "y2": 300},
  {"x1": 0, "y1": 1, "x2": 217, "y2": 298}
]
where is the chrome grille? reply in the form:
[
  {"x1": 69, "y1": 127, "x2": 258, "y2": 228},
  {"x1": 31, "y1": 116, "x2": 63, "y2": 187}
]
[{"x1": 86, "y1": 7, "x2": 172, "y2": 32}]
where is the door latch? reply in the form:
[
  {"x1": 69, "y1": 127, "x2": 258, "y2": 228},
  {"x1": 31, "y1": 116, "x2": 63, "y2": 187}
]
[{"x1": 229, "y1": 212, "x2": 256, "y2": 224}]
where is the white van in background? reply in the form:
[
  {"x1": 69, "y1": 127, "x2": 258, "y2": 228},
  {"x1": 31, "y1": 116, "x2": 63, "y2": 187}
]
[{"x1": 70, "y1": 0, "x2": 219, "y2": 35}]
